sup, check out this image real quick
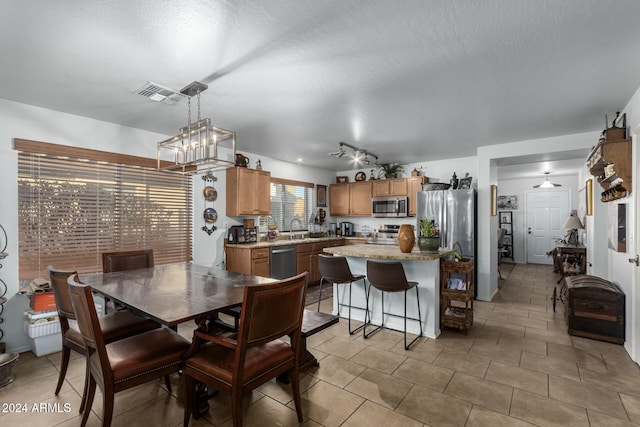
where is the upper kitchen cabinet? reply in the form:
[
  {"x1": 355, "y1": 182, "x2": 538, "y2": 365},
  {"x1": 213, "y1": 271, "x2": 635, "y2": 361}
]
[
  {"x1": 407, "y1": 176, "x2": 426, "y2": 216},
  {"x1": 329, "y1": 183, "x2": 349, "y2": 216},
  {"x1": 372, "y1": 178, "x2": 408, "y2": 197},
  {"x1": 329, "y1": 181, "x2": 372, "y2": 216},
  {"x1": 226, "y1": 167, "x2": 271, "y2": 216},
  {"x1": 586, "y1": 131, "x2": 632, "y2": 202},
  {"x1": 349, "y1": 181, "x2": 373, "y2": 215}
]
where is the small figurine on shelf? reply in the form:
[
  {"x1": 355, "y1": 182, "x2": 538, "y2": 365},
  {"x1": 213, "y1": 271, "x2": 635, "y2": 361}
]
[
  {"x1": 450, "y1": 172, "x2": 459, "y2": 189},
  {"x1": 255, "y1": 159, "x2": 262, "y2": 170}
]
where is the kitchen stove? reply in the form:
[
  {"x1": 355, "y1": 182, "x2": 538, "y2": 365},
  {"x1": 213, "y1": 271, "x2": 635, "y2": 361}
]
[{"x1": 373, "y1": 224, "x2": 401, "y2": 245}]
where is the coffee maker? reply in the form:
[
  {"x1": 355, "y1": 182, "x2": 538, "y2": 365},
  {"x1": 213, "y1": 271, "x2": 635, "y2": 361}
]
[{"x1": 340, "y1": 222, "x2": 354, "y2": 237}]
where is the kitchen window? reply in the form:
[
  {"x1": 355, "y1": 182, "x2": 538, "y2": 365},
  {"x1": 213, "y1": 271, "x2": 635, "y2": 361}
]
[
  {"x1": 16, "y1": 139, "x2": 192, "y2": 281},
  {"x1": 262, "y1": 178, "x2": 313, "y2": 231}
]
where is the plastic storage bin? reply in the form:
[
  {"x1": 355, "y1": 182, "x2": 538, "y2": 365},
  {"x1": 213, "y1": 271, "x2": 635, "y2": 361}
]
[{"x1": 24, "y1": 310, "x2": 61, "y2": 356}]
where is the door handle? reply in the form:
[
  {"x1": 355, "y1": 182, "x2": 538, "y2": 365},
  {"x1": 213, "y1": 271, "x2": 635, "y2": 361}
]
[
  {"x1": 629, "y1": 255, "x2": 639, "y2": 266},
  {"x1": 527, "y1": 227, "x2": 532, "y2": 235}
]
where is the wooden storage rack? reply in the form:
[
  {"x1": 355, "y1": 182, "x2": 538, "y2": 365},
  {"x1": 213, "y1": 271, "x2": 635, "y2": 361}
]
[
  {"x1": 586, "y1": 136, "x2": 632, "y2": 202},
  {"x1": 440, "y1": 257, "x2": 474, "y2": 333}
]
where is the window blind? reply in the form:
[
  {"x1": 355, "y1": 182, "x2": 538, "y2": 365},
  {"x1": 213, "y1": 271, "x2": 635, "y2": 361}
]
[
  {"x1": 265, "y1": 179, "x2": 313, "y2": 231},
  {"x1": 17, "y1": 146, "x2": 192, "y2": 281}
]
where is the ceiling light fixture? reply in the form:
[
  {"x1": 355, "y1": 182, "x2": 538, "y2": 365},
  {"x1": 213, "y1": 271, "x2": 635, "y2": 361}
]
[
  {"x1": 157, "y1": 81, "x2": 236, "y2": 174},
  {"x1": 533, "y1": 172, "x2": 561, "y2": 188},
  {"x1": 328, "y1": 142, "x2": 378, "y2": 165}
]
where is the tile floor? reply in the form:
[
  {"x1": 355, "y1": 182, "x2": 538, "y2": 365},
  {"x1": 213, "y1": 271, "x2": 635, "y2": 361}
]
[{"x1": 2, "y1": 263, "x2": 640, "y2": 426}]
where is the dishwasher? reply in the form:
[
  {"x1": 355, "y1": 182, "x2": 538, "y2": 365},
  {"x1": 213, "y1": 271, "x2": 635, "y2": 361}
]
[{"x1": 270, "y1": 245, "x2": 297, "y2": 279}]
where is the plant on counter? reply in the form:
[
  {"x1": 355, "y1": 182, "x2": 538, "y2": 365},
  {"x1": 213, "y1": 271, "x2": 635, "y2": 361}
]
[
  {"x1": 376, "y1": 163, "x2": 405, "y2": 179},
  {"x1": 418, "y1": 217, "x2": 440, "y2": 252},
  {"x1": 418, "y1": 218, "x2": 439, "y2": 237}
]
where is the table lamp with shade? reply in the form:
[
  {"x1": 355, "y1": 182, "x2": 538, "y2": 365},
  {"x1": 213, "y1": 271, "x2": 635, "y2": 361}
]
[{"x1": 563, "y1": 215, "x2": 584, "y2": 245}]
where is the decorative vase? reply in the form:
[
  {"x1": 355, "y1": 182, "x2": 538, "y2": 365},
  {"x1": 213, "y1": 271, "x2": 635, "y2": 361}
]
[
  {"x1": 398, "y1": 224, "x2": 415, "y2": 253},
  {"x1": 418, "y1": 236, "x2": 440, "y2": 253}
]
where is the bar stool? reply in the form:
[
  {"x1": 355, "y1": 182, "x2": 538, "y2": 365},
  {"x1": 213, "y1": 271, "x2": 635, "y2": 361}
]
[
  {"x1": 317, "y1": 254, "x2": 367, "y2": 335},
  {"x1": 364, "y1": 260, "x2": 422, "y2": 350}
]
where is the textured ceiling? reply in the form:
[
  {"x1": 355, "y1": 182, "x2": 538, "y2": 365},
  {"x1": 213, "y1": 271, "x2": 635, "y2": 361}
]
[{"x1": 1, "y1": 0, "x2": 640, "y2": 172}]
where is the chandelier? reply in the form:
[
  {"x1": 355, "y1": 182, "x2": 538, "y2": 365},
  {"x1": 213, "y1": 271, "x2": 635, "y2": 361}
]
[
  {"x1": 157, "y1": 81, "x2": 236, "y2": 174},
  {"x1": 327, "y1": 141, "x2": 378, "y2": 166}
]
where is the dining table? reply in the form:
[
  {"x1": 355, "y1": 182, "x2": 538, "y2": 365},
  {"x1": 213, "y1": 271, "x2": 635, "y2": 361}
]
[{"x1": 82, "y1": 262, "x2": 277, "y2": 327}]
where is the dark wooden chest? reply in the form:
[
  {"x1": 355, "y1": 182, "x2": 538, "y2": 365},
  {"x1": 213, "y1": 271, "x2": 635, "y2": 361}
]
[{"x1": 565, "y1": 275, "x2": 625, "y2": 344}]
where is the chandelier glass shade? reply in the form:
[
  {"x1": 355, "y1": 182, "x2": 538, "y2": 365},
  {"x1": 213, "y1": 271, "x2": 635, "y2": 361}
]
[
  {"x1": 157, "y1": 81, "x2": 236, "y2": 174},
  {"x1": 533, "y1": 172, "x2": 561, "y2": 188}
]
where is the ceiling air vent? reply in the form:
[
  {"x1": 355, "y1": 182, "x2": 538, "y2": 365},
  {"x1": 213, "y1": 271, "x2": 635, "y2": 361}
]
[{"x1": 134, "y1": 82, "x2": 184, "y2": 105}]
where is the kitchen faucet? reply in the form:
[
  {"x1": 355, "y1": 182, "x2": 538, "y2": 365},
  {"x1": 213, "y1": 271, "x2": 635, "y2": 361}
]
[{"x1": 290, "y1": 218, "x2": 302, "y2": 240}]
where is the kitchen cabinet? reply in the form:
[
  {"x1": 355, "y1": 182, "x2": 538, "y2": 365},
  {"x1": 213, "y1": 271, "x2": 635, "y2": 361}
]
[
  {"x1": 586, "y1": 137, "x2": 632, "y2": 202},
  {"x1": 226, "y1": 167, "x2": 271, "y2": 216},
  {"x1": 329, "y1": 181, "x2": 372, "y2": 216},
  {"x1": 407, "y1": 176, "x2": 426, "y2": 216},
  {"x1": 329, "y1": 184, "x2": 350, "y2": 216},
  {"x1": 372, "y1": 178, "x2": 408, "y2": 197},
  {"x1": 297, "y1": 239, "x2": 345, "y2": 284},
  {"x1": 225, "y1": 245, "x2": 270, "y2": 278},
  {"x1": 349, "y1": 181, "x2": 372, "y2": 216}
]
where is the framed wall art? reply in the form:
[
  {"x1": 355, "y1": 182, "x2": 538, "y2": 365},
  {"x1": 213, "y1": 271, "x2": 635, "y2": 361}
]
[{"x1": 316, "y1": 184, "x2": 327, "y2": 207}]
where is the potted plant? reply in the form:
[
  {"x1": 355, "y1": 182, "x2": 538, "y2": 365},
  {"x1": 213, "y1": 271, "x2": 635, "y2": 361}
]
[
  {"x1": 376, "y1": 163, "x2": 405, "y2": 179},
  {"x1": 418, "y1": 218, "x2": 440, "y2": 252}
]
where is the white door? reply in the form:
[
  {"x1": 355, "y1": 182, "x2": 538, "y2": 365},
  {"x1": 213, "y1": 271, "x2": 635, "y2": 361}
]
[
  {"x1": 525, "y1": 190, "x2": 570, "y2": 264},
  {"x1": 633, "y1": 129, "x2": 640, "y2": 364}
]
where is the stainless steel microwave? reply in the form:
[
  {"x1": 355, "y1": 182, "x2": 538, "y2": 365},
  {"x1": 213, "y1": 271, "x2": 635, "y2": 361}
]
[{"x1": 372, "y1": 196, "x2": 408, "y2": 217}]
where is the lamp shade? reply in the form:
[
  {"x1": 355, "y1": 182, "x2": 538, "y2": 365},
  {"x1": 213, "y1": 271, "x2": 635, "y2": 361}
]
[{"x1": 563, "y1": 215, "x2": 584, "y2": 230}]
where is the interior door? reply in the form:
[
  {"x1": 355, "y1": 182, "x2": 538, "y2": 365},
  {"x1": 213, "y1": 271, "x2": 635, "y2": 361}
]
[{"x1": 525, "y1": 190, "x2": 569, "y2": 264}]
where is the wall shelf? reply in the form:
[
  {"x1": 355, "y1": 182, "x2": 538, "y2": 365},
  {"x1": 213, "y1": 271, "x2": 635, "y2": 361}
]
[{"x1": 586, "y1": 137, "x2": 632, "y2": 202}]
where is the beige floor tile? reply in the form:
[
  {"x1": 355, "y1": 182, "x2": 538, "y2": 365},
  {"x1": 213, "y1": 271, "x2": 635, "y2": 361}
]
[
  {"x1": 485, "y1": 360, "x2": 548, "y2": 396},
  {"x1": 432, "y1": 348, "x2": 490, "y2": 378},
  {"x1": 444, "y1": 372, "x2": 513, "y2": 414},
  {"x1": 497, "y1": 333, "x2": 548, "y2": 355},
  {"x1": 579, "y1": 366, "x2": 640, "y2": 397},
  {"x1": 344, "y1": 368, "x2": 413, "y2": 409},
  {"x1": 306, "y1": 354, "x2": 366, "y2": 388},
  {"x1": 342, "y1": 400, "x2": 422, "y2": 427},
  {"x1": 587, "y1": 409, "x2": 639, "y2": 427},
  {"x1": 349, "y1": 345, "x2": 406, "y2": 374},
  {"x1": 482, "y1": 319, "x2": 526, "y2": 337},
  {"x1": 313, "y1": 336, "x2": 368, "y2": 360},
  {"x1": 258, "y1": 374, "x2": 320, "y2": 405},
  {"x1": 389, "y1": 336, "x2": 444, "y2": 362},
  {"x1": 510, "y1": 389, "x2": 589, "y2": 427},
  {"x1": 466, "y1": 405, "x2": 537, "y2": 427},
  {"x1": 396, "y1": 384, "x2": 471, "y2": 426},
  {"x1": 296, "y1": 381, "x2": 365, "y2": 426},
  {"x1": 392, "y1": 356, "x2": 454, "y2": 392},
  {"x1": 218, "y1": 395, "x2": 305, "y2": 427},
  {"x1": 548, "y1": 342, "x2": 607, "y2": 372},
  {"x1": 506, "y1": 315, "x2": 549, "y2": 331},
  {"x1": 195, "y1": 389, "x2": 264, "y2": 426},
  {"x1": 520, "y1": 351, "x2": 581, "y2": 382},
  {"x1": 468, "y1": 340, "x2": 523, "y2": 366},
  {"x1": 351, "y1": 327, "x2": 403, "y2": 351},
  {"x1": 549, "y1": 375, "x2": 628, "y2": 420},
  {"x1": 524, "y1": 327, "x2": 573, "y2": 346},
  {"x1": 620, "y1": 393, "x2": 640, "y2": 424}
]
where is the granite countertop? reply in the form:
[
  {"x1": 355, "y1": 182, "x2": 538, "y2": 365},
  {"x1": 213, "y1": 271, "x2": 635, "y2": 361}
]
[
  {"x1": 225, "y1": 236, "x2": 364, "y2": 248},
  {"x1": 324, "y1": 244, "x2": 451, "y2": 261}
]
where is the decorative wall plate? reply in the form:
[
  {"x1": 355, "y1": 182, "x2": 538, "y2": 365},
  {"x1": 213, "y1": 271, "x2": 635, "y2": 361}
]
[
  {"x1": 203, "y1": 186, "x2": 217, "y2": 202},
  {"x1": 355, "y1": 171, "x2": 366, "y2": 181},
  {"x1": 203, "y1": 208, "x2": 218, "y2": 223}
]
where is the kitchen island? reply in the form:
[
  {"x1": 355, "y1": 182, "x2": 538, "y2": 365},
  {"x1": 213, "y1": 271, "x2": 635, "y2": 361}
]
[{"x1": 323, "y1": 244, "x2": 451, "y2": 339}]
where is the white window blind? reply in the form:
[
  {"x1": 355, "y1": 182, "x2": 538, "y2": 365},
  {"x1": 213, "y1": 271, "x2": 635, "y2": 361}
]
[
  {"x1": 17, "y1": 142, "x2": 192, "y2": 280},
  {"x1": 263, "y1": 178, "x2": 313, "y2": 231}
]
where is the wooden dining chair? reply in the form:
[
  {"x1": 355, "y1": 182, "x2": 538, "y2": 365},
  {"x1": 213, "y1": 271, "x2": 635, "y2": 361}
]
[
  {"x1": 67, "y1": 275, "x2": 190, "y2": 427},
  {"x1": 48, "y1": 267, "x2": 161, "y2": 413},
  {"x1": 182, "y1": 272, "x2": 308, "y2": 427},
  {"x1": 101, "y1": 249, "x2": 154, "y2": 312}
]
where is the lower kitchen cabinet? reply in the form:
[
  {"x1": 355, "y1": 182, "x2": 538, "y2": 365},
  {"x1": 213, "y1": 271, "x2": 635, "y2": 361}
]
[
  {"x1": 297, "y1": 240, "x2": 346, "y2": 284},
  {"x1": 225, "y1": 245, "x2": 270, "y2": 278}
]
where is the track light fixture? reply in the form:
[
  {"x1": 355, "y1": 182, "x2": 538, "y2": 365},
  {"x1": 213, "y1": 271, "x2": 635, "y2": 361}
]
[{"x1": 327, "y1": 142, "x2": 378, "y2": 166}]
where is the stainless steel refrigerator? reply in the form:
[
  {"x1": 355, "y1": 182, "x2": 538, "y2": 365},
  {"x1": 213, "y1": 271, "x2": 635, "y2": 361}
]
[{"x1": 416, "y1": 189, "x2": 477, "y2": 292}]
